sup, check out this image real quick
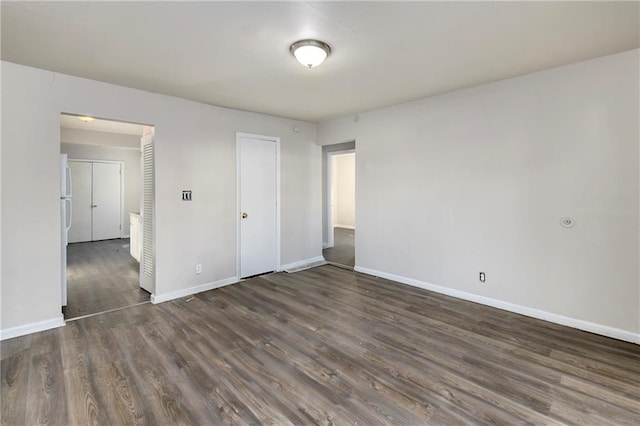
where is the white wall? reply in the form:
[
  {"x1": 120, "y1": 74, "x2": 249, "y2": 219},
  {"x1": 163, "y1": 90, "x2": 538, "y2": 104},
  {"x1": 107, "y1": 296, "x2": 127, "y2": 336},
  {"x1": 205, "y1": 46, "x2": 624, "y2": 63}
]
[
  {"x1": 334, "y1": 153, "x2": 356, "y2": 229},
  {"x1": 1, "y1": 61, "x2": 321, "y2": 336},
  {"x1": 61, "y1": 139, "x2": 141, "y2": 235},
  {"x1": 317, "y1": 50, "x2": 640, "y2": 342}
]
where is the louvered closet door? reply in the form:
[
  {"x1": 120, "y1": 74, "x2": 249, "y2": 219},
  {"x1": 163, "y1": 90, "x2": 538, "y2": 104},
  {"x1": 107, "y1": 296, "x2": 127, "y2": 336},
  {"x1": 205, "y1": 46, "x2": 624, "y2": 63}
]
[{"x1": 139, "y1": 134, "x2": 155, "y2": 293}]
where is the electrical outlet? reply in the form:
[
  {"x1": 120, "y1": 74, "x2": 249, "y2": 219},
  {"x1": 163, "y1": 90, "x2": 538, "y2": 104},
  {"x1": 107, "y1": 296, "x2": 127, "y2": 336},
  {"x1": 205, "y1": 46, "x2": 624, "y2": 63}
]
[
  {"x1": 479, "y1": 272, "x2": 486, "y2": 283},
  {"x1": 195, "y1": 264, "x2": 202, "y2": 275}
]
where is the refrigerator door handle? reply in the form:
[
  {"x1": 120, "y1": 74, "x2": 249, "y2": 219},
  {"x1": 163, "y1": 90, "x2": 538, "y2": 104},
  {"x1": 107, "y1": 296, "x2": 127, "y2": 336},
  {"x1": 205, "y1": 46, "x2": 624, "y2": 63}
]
[
  {"x1": 65, "y1": 198, "x2": 72, "y2": 231},
  {"x1": 65, "y1": 164, "x2": 72, "y2": 198}
]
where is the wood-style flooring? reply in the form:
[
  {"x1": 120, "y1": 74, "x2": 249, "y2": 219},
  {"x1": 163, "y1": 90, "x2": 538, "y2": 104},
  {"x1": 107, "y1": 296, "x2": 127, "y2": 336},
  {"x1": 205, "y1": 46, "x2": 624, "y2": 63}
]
[
  {"x1": 3, "y1": 266, "x2": 639, "y2": 425},
  {"x1": 323, "y1": 227, "x2": 355, "y2": 267},
  {"x1": 65, "y1": 238, "x2": 149, "y2": 320}
]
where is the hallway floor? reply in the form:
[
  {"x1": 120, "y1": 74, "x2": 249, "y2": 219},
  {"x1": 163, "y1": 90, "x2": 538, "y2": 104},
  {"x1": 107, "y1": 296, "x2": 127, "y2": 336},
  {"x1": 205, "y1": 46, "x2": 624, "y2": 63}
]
[
  {"x1": 64, "y1": 238, "x2": 149, "y2": 320},
  {"x1": 323, "y1": 227, "x2": 355, "y2": 268}
]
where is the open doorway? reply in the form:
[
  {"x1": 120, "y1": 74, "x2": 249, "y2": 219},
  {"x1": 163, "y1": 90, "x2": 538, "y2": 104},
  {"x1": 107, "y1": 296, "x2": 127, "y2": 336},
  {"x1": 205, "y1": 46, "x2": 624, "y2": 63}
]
[
  {"x1": 60, "y1": 113, "x2": 152, "y2": 320},
  {"x1": 322, "y1": 143, "x2": 356, "y2": 268}
]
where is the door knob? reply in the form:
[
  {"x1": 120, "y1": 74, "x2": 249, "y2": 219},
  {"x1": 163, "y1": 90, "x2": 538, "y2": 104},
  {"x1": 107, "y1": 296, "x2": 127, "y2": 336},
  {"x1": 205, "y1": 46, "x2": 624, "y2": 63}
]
[
  {"x1": 241, "y1": 212, "x2": 248, "y2": 219},
  {"x1": 91, "y1": 205, "x2": 97, "y2": 208}
]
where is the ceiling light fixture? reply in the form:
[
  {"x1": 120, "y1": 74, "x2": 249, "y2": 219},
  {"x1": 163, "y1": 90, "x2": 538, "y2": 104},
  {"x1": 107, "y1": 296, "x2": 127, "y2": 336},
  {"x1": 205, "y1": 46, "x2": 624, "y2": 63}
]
[
  {"x1": 77, "y1": 116, "x2": 95, "y2": 122},
  {"x1": 290, "y1": 39, "x2": 331, "y2": 68}
]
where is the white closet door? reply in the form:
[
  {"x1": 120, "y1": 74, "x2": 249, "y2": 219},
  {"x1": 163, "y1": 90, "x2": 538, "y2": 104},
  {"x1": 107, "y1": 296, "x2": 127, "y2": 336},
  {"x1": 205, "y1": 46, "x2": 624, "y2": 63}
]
[
  {"x1": 68, "y1": 161, "x2": 92, "y2": 243},
  {"x1": 239, "y1": 136, "x2": 277, "y2": 278},
  {"x1": 92, "y1": 162, "x2": 122, "y2": 241}
]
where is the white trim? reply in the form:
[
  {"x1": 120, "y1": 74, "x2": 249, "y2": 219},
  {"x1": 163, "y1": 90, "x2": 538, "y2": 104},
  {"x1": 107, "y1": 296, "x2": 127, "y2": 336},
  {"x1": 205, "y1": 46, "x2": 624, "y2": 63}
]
[
  {"x1": 120, "y1": 162, "x2": 125, "y2": 238},
  {"x1": 150, "y1": 276, "x2": 238, "y2": 304},
  {"x1": 0, "y1": 315, "x2": 65, "y2": 341},
  {"x1": 334, "y1": 224, "x2": 356, "y2": 230},
  {"x1": 354, "y1": 266, "x2": 640, "y2": 344},
  {"x1": 281, "y1": 256, "x2": 326, "y2": 272},
  {"x1": 236, "y1": 132, "x2": 281, "y2": 277}
]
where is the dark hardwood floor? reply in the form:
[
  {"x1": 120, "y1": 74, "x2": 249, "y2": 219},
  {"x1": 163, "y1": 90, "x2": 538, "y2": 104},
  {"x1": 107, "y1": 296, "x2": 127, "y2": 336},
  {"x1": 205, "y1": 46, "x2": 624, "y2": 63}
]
[
  {"x1": 3, "y1": 265, "x2": 639, "y2": 424},
  {"x1": 323, "y1": 227, "x2": 355, "y2": 267},
  {"x1": 65, "y1": 238, "x2": 149, "y2": 320}
]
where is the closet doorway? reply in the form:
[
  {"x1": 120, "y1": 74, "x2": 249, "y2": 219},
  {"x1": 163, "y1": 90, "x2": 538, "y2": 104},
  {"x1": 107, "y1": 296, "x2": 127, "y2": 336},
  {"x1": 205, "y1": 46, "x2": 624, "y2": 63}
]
[
  {"x1": 60, "y1": 113, "x2": 152, "y2": 320},
  {"x1": 68, "y1": 160, "x2": 123, "y2": 243}
]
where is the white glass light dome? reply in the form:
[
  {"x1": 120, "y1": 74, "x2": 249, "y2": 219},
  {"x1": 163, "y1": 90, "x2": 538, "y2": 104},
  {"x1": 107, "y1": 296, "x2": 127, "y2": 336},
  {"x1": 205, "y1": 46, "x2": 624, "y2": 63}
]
[{"x1": 290, "y1": 39, "x2": 331, "y2": 68}]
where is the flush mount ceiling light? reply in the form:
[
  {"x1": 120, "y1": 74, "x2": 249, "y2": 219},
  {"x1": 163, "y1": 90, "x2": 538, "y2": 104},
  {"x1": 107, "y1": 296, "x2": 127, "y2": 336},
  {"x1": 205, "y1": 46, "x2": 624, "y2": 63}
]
[
  {"x1": 77, "y1": 116, "x2": 95, "y2": 122},
  {"x1": 290, "y1": 39, "x2": 331, "y2": 68}
]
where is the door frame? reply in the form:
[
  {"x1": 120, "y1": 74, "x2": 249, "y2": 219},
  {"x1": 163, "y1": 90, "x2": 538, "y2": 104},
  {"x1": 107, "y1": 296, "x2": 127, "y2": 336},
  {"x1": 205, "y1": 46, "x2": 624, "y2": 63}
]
[
  {"x1": 326, "y1": 149, "x2": 355, "y2": 248},
  {"x1": 68, "y1": 159, "x2": 125, "y2": 240},
  {"x1": 235, "y1": 132, "x2": 281, "y2": 279}
]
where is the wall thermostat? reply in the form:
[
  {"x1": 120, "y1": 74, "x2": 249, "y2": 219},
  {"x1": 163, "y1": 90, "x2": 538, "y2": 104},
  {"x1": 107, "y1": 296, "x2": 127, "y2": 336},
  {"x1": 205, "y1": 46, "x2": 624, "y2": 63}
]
[{"x1": 560, "y1": 217, "x2": 575, "y2": 228}]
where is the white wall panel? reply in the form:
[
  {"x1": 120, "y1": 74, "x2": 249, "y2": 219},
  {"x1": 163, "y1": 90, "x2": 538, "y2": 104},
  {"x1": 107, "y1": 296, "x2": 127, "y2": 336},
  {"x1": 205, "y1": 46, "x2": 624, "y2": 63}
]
[
  {"x1": 1, "y1": 62, "x2": 320, "y2": 335},
  {"x1": 318, "y1": 50, "x2": 640, "y2": 338}
]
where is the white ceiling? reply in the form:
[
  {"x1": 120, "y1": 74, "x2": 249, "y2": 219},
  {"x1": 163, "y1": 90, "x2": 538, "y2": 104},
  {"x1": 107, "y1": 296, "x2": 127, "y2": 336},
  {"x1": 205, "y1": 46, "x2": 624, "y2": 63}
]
[
  {"x1": 60, "y1": 114, "x2": 145, "y2": 135},
  {"x1": 3, "y1": 2, "x2": 639, "y2": 123}
]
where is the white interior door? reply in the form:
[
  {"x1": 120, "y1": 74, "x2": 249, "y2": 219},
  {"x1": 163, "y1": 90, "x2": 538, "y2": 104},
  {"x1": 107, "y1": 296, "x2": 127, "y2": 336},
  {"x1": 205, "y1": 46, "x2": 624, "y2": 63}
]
[
  {"x1": 68, "y1": 161, "x2": 92, "y2": 243},
  {"x1": 239, "y1": 135, "x2": 278, "y2": 278},
  {"x1": 92, "y1": 162, "x2": 122, "y2": 240}
]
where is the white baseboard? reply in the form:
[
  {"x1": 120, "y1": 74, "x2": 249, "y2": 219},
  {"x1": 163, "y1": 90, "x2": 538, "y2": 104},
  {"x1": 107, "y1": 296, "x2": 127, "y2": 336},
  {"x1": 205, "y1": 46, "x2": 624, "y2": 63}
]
[
  {"x1": 151, "y1": 276, "x2": 238, "y2": 304},
  {"x1": 0, "y1": 315, "x2": 65, "y2": 341},
  {"x1": 354, "y1": 266, "x2": 639, "y2": 345},
  {"x1": 334, "y1": 224, "x2": 355, "y2": 230},
  {"x1": 281, "y1": 256, "x2": 326, "y2": 272}
]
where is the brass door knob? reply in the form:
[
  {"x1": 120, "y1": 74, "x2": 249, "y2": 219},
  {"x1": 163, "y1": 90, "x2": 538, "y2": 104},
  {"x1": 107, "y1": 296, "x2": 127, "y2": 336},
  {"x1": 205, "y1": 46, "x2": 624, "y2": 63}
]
[{"x1": 241, "y1": 212, "x2": 248, "y2": 219}]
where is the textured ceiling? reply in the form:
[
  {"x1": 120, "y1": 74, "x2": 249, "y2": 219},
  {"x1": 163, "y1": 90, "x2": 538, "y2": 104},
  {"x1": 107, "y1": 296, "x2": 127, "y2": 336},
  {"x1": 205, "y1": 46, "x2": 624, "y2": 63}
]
[{"x1": 3, "y1": 1, "x2": 638, "y2": 123}]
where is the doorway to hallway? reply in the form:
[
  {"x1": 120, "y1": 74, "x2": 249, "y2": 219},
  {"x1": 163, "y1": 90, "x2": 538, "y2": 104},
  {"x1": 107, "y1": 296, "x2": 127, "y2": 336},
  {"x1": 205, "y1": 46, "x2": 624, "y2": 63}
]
[
  {"x1": 60, "y1": 113, "x2": 153, "y2": 320},
  {"x1": 323, "y1": 146, "x2": 355, "y2": 268}
]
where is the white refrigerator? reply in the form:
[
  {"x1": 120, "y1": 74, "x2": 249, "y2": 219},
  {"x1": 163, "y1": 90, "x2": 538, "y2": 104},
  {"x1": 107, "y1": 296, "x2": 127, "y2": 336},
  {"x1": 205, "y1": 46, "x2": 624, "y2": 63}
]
[{"x1": 60, "y1": 154, "x2": 72, "y2": 306}]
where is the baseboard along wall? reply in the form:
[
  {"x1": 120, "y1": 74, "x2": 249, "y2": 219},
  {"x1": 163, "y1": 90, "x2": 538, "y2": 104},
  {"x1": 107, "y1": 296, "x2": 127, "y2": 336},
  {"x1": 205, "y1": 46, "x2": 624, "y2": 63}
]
[
  {"x1": 281, "y1": 256, "x2": 326, "y2": 272},
  {"x1": 354, "y1": 266, "x2": 639, "y2": 345},
  {"x1": 151, "y1": 276, "x2": 238, "y2": 304},
  {"x1": 0, "y1": 315, "x2": 66, "y2": 341}
]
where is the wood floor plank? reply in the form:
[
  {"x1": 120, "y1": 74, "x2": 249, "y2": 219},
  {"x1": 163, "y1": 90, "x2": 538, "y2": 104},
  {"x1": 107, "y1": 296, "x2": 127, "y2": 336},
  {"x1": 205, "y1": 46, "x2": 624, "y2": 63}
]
[
  {"x1": 59, "y1": 322, "x2": 102, "y2": 426},
  {"x1": 2, "y1": 265, "x2": 639, "y2": 425},
  {"x1": 1, "y1": 353, "x2": 30, "y2": 423},
  {"x1": 25, "y1": 335, "x2": 68, "y2": 426}
]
